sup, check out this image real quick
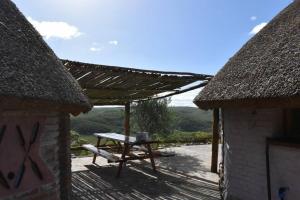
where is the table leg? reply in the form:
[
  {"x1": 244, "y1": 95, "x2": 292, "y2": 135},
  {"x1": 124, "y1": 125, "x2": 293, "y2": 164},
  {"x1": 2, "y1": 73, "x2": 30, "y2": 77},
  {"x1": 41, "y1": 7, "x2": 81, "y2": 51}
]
[
  {"x1": 146, "y1": 144, "x2": 156, "y2": 172},
  {"x1": 93, "y1": 137, "x2": 101, "y2": 164},
  {"x1": 117, "y1": 143, "x2": 128, "y2": 177},
  {"x1": 117, "y1": 141, "x2": 123, "y2": 153}
]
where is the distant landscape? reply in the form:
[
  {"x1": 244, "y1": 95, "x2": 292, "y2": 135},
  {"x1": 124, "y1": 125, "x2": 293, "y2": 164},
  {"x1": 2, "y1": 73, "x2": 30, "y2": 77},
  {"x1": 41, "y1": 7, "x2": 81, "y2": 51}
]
[
  {"x1": 71, "y1": 106, "x2": 212, "y2": 135},
  {"x1": 70, "y1": 106, "x2": 212, "y2": 146}
]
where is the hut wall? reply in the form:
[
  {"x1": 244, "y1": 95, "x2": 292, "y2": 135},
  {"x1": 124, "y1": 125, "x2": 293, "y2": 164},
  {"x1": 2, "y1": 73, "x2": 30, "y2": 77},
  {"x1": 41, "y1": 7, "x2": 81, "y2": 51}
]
[
  {"x1": 0, "y1": 111, "x2": 68, "y2": 200},
  {"x1": 269, "y1": 144, "x2": 300, "y2": 200},
  {"x1": 223, "y1": 108, "x2": 283, "y2": 200},
  {"x1": 57, "y1": 113, "x2": 71, "y2": 200}
]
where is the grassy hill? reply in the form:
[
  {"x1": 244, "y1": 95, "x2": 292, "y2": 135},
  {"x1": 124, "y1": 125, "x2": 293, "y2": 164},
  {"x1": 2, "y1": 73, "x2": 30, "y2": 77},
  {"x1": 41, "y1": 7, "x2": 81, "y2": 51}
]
[
  {"x1": 170, "y1": 107, "x2": 212, "y2": 132},
  {"x1": 71, "y1": 106, "x2": 212, "y2": 135}
]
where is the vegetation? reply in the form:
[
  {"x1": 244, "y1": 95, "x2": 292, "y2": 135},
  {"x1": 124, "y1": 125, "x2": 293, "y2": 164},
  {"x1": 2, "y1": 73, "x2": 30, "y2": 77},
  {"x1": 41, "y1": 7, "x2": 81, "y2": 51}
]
[
  {"x1": 170, "y1": 107, "x2": 212, "y2": 132},
  {"x1": 71, "y1": 107, "x2": 124, "y2": 135},
  {"x1": 71, "y1": 106, "x2": 212, "y2": 135},
  {"x1": 70, "y1": 130, "x2": 91, "y2": 156},
  {"x1": 70, "y1": 106, "x2": 213, "y2": 156},
  {"x1": 70, "y1": 130, "x2": 212, "y2": 156},
  {"x1": 71, "y1": 130, "x2": 89, "y2": 146},
  {"x1": 131, "y1": 99, "x2": 174, "y2": 136},
  {"x1": 153, "y1": 131, "x2": 212, "y2": 144}
]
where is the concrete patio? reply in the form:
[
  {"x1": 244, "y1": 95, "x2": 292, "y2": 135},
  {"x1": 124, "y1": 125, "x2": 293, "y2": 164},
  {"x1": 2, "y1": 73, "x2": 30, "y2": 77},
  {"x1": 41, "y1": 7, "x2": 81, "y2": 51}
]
[{"x1": 71, "y1": 144, "x2": 221, "y2": 200}]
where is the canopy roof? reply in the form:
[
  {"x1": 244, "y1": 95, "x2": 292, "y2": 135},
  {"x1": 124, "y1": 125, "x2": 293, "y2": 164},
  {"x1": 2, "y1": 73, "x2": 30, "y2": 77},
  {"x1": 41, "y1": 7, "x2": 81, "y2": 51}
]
[
  {"x1": 62, "y1": 59, "x2": 212, "y2": 105},
  {"x1": 194, "y1": 1, "x2": 300, "y2": 109}
]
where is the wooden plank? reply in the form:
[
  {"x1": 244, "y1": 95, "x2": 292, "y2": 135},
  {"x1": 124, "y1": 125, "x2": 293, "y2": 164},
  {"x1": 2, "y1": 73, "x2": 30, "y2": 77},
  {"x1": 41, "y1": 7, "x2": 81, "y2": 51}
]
[
  {"x1": 267, "y1": 138, "x2": 300, "y2": 149},
  {"x1": 92, "y1": 137, "x2": 101, "y2": 163},
  {"x1": 146, "y1": 143, "x2": 156, "y2": 172},
  {"x1": 82, "y1": 144, "x2": 120, "y2": 162},
  {"x1": 211, "y1": 109, "x2": 219, "y2": 173},
  {"x1": 94, "y1": 133, "x2": 136, "y2": 144},
  {"x1": 124, "y1": 103, "x2": 130, "y2": 137},
  {"x1": 83, "y1": 72, "x2": 108, "y2": 86},
  {"x1": 132, "y1": 145, "x2": 148, "y2": 152},
  {"x1": 151, "y1": 81, "x2": 209, "y2": 101}
]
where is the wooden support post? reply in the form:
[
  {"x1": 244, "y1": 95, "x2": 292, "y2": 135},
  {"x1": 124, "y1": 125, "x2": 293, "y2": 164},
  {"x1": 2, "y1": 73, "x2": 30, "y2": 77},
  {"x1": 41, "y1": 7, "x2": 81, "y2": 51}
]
[
  {"x1": 118, "y1": 102, "x2": 130, "y2": 178},
  {"x1": 124, "y1": 102, "x2": 130, "y2": 137},
  {"x1": 117, "y1": 144, "x2": 129, "y2": 178},
  {"x1": 211, "y1": 108, "x2": 219, "y2": 173},
  {"x1": 92, "y1": 137, "x2": 101, "y2": 164},
  {"x1": 146, "y1": 143, "x2": 157, "y2": 172},
  {"x1": 118, "y1": 103, "x2": 131, "y2": 178}
]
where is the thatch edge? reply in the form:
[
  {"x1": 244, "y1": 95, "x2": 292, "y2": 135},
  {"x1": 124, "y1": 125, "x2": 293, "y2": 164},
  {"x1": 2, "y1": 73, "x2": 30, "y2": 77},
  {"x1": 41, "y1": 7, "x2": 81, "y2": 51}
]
[
  {"x1": 0, "y1": 96, "x2": 90, "y2": 116},
  {"x1": 194, "y1": 96, "x2": 300, "y2": 110}
]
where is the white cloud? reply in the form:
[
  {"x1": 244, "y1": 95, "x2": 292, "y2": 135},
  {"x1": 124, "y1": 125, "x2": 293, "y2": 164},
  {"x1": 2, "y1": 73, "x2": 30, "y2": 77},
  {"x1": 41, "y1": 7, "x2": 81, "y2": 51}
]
[
  {"x1": 90, "y1": 42, "x2": 103, "y2": 52},
  {"x1": 169, "y1": 88, "x2": 201, "y2": 107},
  {"x1": 89, "y1": 47, "x2": 102, "y2": 52},
  {"x1": 27, "y1": 17, "x2": 82, "y2": 40},
  {"x1": 108, "y1": 40, "x2": 118, "y2": 46},
  {"x1": 249, "y1": 22, "x2": 267, "y2": 35},
  {"x1": 250, "y1": 16, "x2": 257, "y2": 21}
]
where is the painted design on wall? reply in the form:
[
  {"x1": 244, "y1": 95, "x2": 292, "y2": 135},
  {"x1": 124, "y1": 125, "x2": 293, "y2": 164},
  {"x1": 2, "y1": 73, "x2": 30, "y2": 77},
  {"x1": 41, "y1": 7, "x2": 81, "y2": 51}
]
[
  {"x1": 0, "y1": 116, "x2": 54, "y2": 198},
  {"x1": 15, "y1": 122, "x2": 43, "y2": 188}
]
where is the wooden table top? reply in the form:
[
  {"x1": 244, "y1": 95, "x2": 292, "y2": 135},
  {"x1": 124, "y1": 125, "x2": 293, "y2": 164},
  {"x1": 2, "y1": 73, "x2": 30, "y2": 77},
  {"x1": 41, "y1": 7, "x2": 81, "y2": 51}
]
[
  {"x1": 94, "y1": 133, "x2": 157, "y2": 145},
  {"x1": 94, "y1": 133, "x2": 136, "y2": 144}
]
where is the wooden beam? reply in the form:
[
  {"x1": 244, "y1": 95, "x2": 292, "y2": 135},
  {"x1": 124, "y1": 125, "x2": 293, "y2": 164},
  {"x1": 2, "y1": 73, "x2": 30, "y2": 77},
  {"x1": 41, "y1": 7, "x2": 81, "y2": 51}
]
[
  {"x1": 142, "y1": 81, "x2": 209, "y2": 101},
  {"x1": 84, "y1": 88, "x2": 179, "y2": 93},
  {"x1": 89, "y1": 81, "x2": 207, "y2": 104},
  {"x1": 124, "y1": 102, "x2": 130, "y2": 137},
  {"x1": 211, "y1": 108, "x2": 219, "y2": 173}
]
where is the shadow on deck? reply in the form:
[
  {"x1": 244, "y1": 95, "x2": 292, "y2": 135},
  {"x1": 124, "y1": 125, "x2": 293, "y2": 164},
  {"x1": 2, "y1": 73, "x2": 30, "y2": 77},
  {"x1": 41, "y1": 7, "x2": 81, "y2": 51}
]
[{"x1": 72, "y1": 162, "x2": 221, "y2": 200}]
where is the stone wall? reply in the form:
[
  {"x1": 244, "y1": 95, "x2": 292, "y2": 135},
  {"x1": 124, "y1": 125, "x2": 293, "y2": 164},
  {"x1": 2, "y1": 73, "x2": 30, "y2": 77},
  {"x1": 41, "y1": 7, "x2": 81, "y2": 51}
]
[
  {"x1": 269, "y1": 145, "x2": 300, "y2": 200},
  {"x1": 58, "y1": 114, "x2": 71, "y2": 200},
  {"x1": 223, "y1": 108, "x2": 284, "y2": 200},
  {"x1": 0, "y1": 111, "x2": 66, "y2": 200}
]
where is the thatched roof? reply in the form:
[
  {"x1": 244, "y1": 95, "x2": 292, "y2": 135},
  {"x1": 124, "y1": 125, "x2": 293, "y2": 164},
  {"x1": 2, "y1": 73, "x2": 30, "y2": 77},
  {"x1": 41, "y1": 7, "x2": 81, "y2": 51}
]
[
  {"x1": 62, "y1": 59, "x2": 212, "y2": 105},
  {"x1": 194, "y1": 1, "x2": 300, "y2": 109},
  {"x1": 0, "y1": 0, "x2": 91, "y2": 114}
]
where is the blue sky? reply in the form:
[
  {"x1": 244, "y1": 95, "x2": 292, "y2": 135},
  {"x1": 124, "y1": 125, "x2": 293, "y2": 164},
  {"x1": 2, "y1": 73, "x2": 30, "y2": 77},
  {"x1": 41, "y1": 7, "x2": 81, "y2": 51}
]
[{"x1": 13, "y1": 0, "x2": 292, "y2": 106}]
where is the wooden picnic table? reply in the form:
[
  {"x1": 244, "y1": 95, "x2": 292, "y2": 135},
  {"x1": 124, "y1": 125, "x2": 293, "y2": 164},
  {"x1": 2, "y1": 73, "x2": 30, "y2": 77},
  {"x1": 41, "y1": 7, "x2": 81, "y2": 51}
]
[{"x1": 83, "y1": 132, "x2": 157, "y2": 177}]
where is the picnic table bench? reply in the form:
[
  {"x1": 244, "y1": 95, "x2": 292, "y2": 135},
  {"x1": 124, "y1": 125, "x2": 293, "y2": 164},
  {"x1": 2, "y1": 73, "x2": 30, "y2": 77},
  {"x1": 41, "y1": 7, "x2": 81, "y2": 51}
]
[
  {"x1": 82, "y1": 144, "x2": 120, "y2": 162},
  {"x1": 82, "y1": 133, "x2": 158, "y2": 177}
]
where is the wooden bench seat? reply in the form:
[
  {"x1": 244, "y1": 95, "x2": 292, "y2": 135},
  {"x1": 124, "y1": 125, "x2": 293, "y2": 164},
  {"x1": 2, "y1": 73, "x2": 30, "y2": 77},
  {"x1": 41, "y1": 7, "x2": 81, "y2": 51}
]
[
  {"x1": 83, "y1": 144, "x2": 120, "y2": 162},
  {"x1": 132, "y1": 145, "x2": 148, "y2": 152}
]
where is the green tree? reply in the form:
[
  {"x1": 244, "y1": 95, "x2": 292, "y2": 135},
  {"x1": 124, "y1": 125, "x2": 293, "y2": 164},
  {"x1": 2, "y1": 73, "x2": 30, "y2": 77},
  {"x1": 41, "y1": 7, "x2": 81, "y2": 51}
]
[
  {"x1": 70, "y1": 130, "x2": 88, "y2": 147},
  {"x1": 132, "y1": 98, "x2": 174, "y2": 136}
]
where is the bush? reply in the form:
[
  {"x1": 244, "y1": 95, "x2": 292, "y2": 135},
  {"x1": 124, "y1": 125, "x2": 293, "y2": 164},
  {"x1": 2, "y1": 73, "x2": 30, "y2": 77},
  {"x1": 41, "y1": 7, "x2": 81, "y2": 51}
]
[
  {"x1": 154, "y1": 131, "x2": 212, "y2": 144},
  {"x1": 71, "y1": 130, "x2": 89, "y2": 147},
  {"x1": 132, "y1": 99, "x2": 174, "y2": 136}
]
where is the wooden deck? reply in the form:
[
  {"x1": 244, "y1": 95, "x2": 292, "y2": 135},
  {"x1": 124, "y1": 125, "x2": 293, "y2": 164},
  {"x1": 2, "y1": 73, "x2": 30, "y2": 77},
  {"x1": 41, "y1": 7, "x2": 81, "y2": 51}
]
[
  {"x1": 72, "y1": 144, "x2": 221, "y2": 200},
  {"x1": 72, "y1": 164, "x2": 220, "y2": 200}
]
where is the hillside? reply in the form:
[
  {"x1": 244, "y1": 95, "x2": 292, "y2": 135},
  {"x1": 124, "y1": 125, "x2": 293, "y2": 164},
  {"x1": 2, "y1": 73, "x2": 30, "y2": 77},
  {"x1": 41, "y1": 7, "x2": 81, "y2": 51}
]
[
  {"x1": 71, "y1": 106, "x2": 212, "y2": 135},
  {"x1": 170, "y1": 107, "x2": 212, "y2": 132}
]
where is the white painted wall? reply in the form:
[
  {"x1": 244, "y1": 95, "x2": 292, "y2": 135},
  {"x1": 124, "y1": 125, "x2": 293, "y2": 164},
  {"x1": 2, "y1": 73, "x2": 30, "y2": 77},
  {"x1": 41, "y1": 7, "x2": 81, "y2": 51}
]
[
  {"x1": 269, "y1": 145, "x2": 300, "y2": 200},
  {"x1": 223, "y1": 108, "x2": 284, "y2": 200}
]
